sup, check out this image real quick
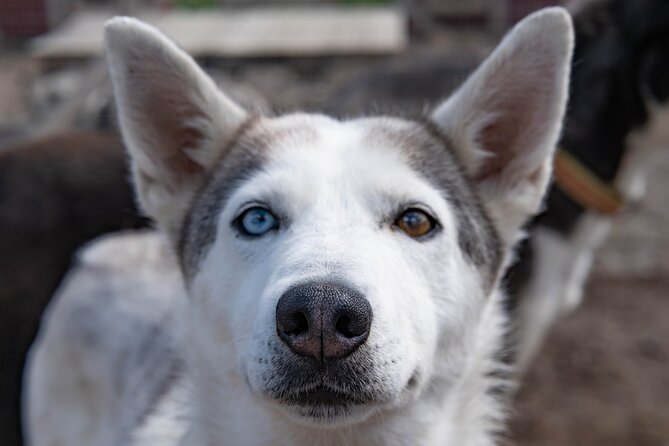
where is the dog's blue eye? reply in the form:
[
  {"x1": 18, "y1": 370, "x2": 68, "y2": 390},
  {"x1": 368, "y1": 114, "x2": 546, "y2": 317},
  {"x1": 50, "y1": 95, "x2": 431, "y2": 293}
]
[{"x1": 237, "y1": 207, "x2": 278, "y2": 236}]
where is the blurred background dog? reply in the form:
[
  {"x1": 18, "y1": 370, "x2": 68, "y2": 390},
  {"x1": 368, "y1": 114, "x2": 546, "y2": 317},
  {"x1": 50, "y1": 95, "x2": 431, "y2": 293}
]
[{"x1": 1, "y1": 0, "x2": 669, "y2": 445}]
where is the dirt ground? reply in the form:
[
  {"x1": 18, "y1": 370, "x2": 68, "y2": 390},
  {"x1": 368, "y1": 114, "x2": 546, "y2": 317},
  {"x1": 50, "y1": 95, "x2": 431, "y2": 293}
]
[{"x1": 512, "y1": 275, "x2": 669, "y2": 446}]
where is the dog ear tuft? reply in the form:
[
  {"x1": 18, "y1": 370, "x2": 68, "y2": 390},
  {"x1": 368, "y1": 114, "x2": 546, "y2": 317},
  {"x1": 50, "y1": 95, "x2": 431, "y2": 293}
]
[
  {"x1": 430, "y1": 7, "x2": 573, "y2": 247},
  {"x1": 105, "y1": 17, "x2": 248, "y2": 238}
]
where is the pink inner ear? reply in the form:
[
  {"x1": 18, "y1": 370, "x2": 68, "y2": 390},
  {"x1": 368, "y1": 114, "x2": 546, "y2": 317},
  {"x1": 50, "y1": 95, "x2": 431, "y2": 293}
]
[
  {"x1": 134, "y1": 78, "x2": 208, "y2": 181},
  {"x1": 475, "y1": 84, "x2": 551, "y2": 182},
  {"x1": 476, "y1": 119, "x2": 518, "y2": 180}
]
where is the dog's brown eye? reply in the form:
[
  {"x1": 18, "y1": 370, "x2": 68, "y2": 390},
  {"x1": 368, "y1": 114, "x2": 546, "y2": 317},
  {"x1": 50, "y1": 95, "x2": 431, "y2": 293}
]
[{"x1": 396, "y1": 209, "x2": 436, "y2": 238}]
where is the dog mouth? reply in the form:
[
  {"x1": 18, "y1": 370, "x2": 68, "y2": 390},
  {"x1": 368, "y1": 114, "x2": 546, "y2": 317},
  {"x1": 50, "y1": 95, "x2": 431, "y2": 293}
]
[
  {"x1": 273, "y1": 384, "x2": 383, "y2": 424},
  {"x1": 248, "y1": 340, "x2": 412, "y2": 423},
  {"x1": 281, "y1": 385, "x2": 371, "y2": 408}
]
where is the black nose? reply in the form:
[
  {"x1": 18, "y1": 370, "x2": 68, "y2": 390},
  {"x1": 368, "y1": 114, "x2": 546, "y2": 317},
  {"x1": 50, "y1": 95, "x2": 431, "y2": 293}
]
[{"x1": 276, "y1": 282, "x2": 372, "y2": 363}]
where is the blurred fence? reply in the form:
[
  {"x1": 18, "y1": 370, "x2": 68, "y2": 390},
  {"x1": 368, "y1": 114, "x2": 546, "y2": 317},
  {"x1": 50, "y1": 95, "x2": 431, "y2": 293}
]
[{"x1": 0, "y1": 0, "x2": 559, "y2": 39}]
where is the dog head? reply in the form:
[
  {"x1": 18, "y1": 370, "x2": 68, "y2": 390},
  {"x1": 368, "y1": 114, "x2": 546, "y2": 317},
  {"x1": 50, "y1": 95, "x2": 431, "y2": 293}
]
[{"x1": 105, "y1": 9, "x2": 572, "y2": 426}]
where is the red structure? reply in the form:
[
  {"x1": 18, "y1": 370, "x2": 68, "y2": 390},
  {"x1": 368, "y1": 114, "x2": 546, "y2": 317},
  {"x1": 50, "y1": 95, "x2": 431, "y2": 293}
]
[
  {"x1": 510, "y1": 0, "x2": 562, "y2": 23},
  {"x1": 0, "y1": 0, "x2": 72, "y2": 39}
]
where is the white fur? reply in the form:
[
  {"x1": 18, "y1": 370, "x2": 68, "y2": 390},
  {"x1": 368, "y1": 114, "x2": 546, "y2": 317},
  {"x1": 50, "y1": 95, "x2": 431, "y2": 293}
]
[
  {"x1": 24, "y1": 231, "x2": 186, "y2": 446},
  {"x1": 24, "y1": 8, "x2": 573, "y2": 446}
]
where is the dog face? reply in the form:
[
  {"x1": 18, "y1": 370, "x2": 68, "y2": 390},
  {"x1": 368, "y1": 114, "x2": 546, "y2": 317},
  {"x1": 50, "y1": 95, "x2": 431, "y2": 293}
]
[
  {"x1": 182, "y1": 114, "x2": 499, "y2": 424},
  {"x1": 105, "y1": 8, "x2": 572, "y2": 426}
]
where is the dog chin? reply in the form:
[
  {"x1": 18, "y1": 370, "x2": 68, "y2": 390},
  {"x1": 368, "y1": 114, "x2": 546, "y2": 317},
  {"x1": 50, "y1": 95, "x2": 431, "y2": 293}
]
[
  {"x1": 278, "y1": 399, "x2": 380, "y2": 427},
  {"x1": 264, "y1": 386, "x2": 387, "y2": 427}
]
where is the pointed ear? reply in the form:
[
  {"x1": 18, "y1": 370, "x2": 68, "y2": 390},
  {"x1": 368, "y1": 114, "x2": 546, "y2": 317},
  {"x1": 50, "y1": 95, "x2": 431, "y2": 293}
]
[
  {"x1": 104, "y1": 17, "x2": 248, "y2": 237},
  {"x1": 430, "y1": 7, "x2": 573, "y2": 247}
]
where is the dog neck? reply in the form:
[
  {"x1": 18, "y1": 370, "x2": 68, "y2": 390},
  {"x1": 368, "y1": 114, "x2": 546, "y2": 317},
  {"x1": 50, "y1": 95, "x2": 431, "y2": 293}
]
[{"x1": 181, "y1": 291, "x2": 509, "y2": 446}]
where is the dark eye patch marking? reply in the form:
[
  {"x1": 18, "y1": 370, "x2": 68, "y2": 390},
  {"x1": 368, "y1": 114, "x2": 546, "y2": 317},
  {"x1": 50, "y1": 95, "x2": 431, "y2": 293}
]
[
  {"x1": 177, "y1": 116, "x2": 319, "y2": 280},
  {"x1": 360, "y1": 118, "x2": 502, "y2": 289}
]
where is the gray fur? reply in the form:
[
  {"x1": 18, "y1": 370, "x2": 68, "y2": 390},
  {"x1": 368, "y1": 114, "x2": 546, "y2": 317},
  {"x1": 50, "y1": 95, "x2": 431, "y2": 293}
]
[
  {"x1": 360, "y1": 118, "x2": 502, "y2": 287},
  {"x1": 178, "y1": 117, "x2": 319, "y2": 280},
  {"x1": 178, "y1": 115, "x2": 501, "y2": 286}
]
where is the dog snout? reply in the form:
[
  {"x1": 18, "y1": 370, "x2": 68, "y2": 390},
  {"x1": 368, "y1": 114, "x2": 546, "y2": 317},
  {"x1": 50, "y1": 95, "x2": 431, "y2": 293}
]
[{"x1": 276, "y1": 282, "x2": 372, "y2": 363}]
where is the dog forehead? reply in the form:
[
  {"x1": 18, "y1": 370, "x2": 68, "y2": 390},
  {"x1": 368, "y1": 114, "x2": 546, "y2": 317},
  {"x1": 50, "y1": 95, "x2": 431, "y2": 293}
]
[
  {"x1": 245, "y1": 113, "x2": 429, "y2": 157},
  {"x1": 213, "y1": 113, "x2": 448, "y2": 210},
  {"x1": 253, "y1": 115, "x2": 434, "y2": 180}
]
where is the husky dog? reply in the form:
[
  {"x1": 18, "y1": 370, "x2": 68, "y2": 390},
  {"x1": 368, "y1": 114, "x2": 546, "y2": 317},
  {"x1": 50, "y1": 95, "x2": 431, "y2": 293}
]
[
  {"x1": 24, "y1": 8, "x2": 573, "y2": 446},
  {"x1": 506, "y1": 0, "x2": 669, "y2": 369}
]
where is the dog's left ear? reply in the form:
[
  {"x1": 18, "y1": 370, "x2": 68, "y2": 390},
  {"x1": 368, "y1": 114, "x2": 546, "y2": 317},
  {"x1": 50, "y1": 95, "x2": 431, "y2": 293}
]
[
  {"x1": 430, "y1": 7, "x2": 573, "y2": 247},
  {"x1": 104, "y1": 17, "x2": 248, "y2": 238}
]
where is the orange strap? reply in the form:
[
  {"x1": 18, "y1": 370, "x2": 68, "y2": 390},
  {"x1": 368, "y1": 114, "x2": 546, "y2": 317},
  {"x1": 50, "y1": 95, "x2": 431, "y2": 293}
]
[{"x1": 553, "y1": 149, "x2": 626, "y2": 215}]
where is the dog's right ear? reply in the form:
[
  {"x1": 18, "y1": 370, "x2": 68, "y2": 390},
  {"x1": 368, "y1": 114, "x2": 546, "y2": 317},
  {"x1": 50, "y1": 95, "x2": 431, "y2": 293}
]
[
  {"x1": 105, "y1": 17, "x2": 248, "y2": 237},
  {"x1": 430, "y1": 8, "x2": 573, "y2": 251}
]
